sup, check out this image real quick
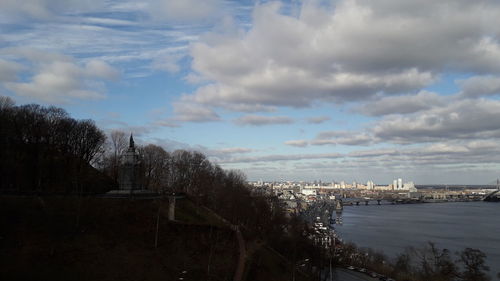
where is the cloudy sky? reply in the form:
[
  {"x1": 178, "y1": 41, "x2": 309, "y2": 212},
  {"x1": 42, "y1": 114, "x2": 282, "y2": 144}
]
[{"x1": 2, "y1": 0, "x2": 500, "y2": 184}]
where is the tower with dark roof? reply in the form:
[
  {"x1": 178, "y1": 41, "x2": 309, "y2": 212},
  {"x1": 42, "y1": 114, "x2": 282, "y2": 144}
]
[{"x1": 118, "y1": 133, "x2": 141, "y2": 190}]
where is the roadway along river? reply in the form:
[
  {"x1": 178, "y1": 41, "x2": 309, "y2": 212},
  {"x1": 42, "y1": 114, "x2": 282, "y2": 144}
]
[{"x1": 334, "y1": 201, "x2": 500, "y2": 278}]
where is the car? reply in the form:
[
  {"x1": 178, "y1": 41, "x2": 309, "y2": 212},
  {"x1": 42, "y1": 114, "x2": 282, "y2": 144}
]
[
  {"x1": 369, "y1": 272, "x2": 379, "y2": 278},
  {"x1": 347, "y1": 266, "x2": 355, "y2": 270},
  {"x1": 358, "y1": 268, "x2": 367, "y2": 273}
]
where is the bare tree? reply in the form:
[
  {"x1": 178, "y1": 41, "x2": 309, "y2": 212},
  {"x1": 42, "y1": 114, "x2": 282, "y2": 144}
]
[
  {"x1": 139, "y1": 144, "x2": 169, "y2": 192},
  {"x1": 0, "y1": 96, "x2": 15, "y2": 110},
  {"x1": 393, "y1": 251, "x2": 413, "y2": 280},
  {"x1": 457, "y1": 248, "x2": 490, "y2": 281},
  {"x1": 108, "y1": 130, "x2": 127, "y2": 182},
  {"x1": 414, "y1": 242, "x2": 457, "y2": 281},
  {"x1": 69, "y1": 120, "x2": 106, "y2": 164},
  {"x1": 111, "y1": 131, "x2": 127, "y2": 158},
  {"x1": 170, "y1": 150, "x2": 193, "y2": 193}
]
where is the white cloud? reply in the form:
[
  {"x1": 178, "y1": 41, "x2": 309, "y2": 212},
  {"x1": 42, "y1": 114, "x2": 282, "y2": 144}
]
[
  {"x1": 0, "y1": 6, "x2": 202, "y2": 80},
  {"x1": 312, "y1": 130, "x2": 374, "y2": 146},
  {"x1": 181, "y1": 0, "x2": 500, "y2": 112},
  {"x1": 306, "y1": 116, "x2": 330, "y2": 124},
  {"x1": 151, "y1": 54, "x2": 182, "y2": 74},
  {"x1": 0, "y1": 0, "x2": 105, "y2": 22},
  {"x1": 80, "y1": 17, "x2": 137, "y2": 27},
  {"x1": 347, "y1": 148, "x2": 399, "y2": 158},
  {"x1": 372, "y1": 99, "x2": 500, "y2": 143},
  {"x1": 153, "y1": 120, "x2": 180, "y2": 128},
  {"x1": 284, "y1": 140, "x2": 308, "y2": 147},
  {"x1": 234, "y1": 115, "x2": 293, "y2": 126},
  {"x1": 147, "y1": 0, "x2": 223, "y2": 23},
  {"x1": 212, "y1": 147, "x2": 253, "y2": 154},
  {"x1": 173, "y1": 101, "x2": 221, "y2": 122},
  {"x1": 2, "y1": 49, "x2": 118, "y2": 103},
  {"x1": 184, "y1": 73, "x2": 209, "y2": 84},
  {"x1": 207, "y1": 147, "x2": 255, "y2": 160},
  {"x1": 358, "y1": 91, "x2": 444, "y2": 116},
  {"x1": 458, "y1": 75, "x2": 500, "y2": 98},
  {"x1": 0, "y1": 59, "x2": 24, "y2": 82},
  {"x1": 2, "y1": 47, "x2": 70, "y2": 63},
  {"x1": 221, "y1": 152, "x2": 343, "y2": 163},
  {"x1": 85, "y1": 59, "x2": 120, "y2": 80}
]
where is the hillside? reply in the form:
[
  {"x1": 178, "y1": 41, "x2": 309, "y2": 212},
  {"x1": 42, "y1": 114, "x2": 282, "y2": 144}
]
[
  {"x1": 0, "y1": 196, "x2": 312, "y2": 281},
  {"x1": 0, "y1": 196, "x2": 237, "y2": 281}
]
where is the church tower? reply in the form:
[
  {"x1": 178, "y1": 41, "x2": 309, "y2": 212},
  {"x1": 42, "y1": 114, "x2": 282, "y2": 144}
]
[{"x1": 118, "y1": 134, "x2": 141, "y2": 190}]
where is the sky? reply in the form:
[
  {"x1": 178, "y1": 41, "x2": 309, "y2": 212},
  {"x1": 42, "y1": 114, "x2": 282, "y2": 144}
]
[{"x1": 2, "y1": 0, "x2": 500, "y2": 184}]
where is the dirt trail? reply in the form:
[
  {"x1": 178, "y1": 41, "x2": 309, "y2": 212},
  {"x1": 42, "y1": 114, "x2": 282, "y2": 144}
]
[{"x1": 232, "y1": 225, "x2": 246, "y2": 281}]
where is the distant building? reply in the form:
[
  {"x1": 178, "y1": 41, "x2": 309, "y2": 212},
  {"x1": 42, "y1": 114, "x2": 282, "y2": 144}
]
[
  {"x1": 367, "y1": 180, "x2": 375, "y2": 190},
  {"x1": 403, "y1": 181, "x2": 415, "y2": 189},
  {"x1": 398, "y1": 178, "x2": 403, "y2": 190},
  {"x1": 404, "y1": 181, "x2": 417, "y2": 192},
  {"x1": 393, "y1": 179, "x2": 397, "y2": 190},
  {"x1": 302, "y1": 189, "x2": 317, "y2": 196}
]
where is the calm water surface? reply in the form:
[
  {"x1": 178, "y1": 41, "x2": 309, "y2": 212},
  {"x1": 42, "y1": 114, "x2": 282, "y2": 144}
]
[{"x1": 334, "y1": 202, "x2": 500, "y2": 276}]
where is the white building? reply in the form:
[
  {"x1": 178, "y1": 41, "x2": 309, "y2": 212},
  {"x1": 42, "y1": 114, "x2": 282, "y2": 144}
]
[
  {"x1": 403, "y1": 181, "x2": 415, "y2": 189},
  {"x1": 403, "y1": 181, "x2": 417, "y2": 192},
  {"x1": 366, "y1": 180, "x2": 375, "y2": 190},
  {"x1": 302, "y1": 189, "x2": 317, "y2": 196}
]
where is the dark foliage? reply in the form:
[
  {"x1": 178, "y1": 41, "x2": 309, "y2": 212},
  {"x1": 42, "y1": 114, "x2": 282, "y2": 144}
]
[
  {"x1": 457, "y1": 248, "x2": 491, "y2": 281},
  {"x1": 0, "y1": 98, "x2": 111, "y2": 194},
  {"x1": 342, "y1": 241, "x2": 492, "y2": 281}
]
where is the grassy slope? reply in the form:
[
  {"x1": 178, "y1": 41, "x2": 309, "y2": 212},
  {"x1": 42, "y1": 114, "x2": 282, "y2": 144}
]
[
  {"x1": 0, "y1": 196, "x2": 237, "y2": 281},
  {"x1": 0, "y1": 196, "x2": 314, "y2": 281},
  {"x1": 245, "y1": 246, "x2": 312, "y2": 281}
]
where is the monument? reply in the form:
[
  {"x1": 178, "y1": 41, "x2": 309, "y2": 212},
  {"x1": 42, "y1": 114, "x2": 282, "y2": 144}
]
[
  {"x1": 118, "y1": 134, "x2": 141, "y2": 191},
  {"x1": 105, "y1": 133, "x2": 159, "y2": 197}
]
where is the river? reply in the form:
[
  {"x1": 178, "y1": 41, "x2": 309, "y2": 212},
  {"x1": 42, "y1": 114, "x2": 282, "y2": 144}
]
[{"x1": 333, "y1": 201, "x2": 500, "y2": 278}]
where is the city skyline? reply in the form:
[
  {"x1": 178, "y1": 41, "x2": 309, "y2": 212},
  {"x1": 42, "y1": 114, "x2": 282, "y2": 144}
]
[{"x1": 2, "y1": 0, "x2": 500, "y2": 184}]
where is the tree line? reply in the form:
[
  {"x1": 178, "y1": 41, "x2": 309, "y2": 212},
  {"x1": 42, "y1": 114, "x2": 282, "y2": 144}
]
[{"x1": 0, "y1": 97, "x2": 109, "y2": 193}]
